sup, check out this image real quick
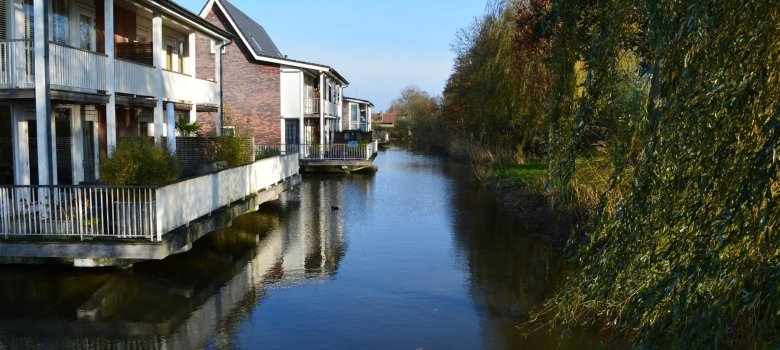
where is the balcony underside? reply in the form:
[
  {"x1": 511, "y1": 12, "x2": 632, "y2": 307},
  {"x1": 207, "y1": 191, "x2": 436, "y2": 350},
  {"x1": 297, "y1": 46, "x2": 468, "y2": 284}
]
[{"x1": 0, "y1": 88, "x2": 110, "y2": 105}]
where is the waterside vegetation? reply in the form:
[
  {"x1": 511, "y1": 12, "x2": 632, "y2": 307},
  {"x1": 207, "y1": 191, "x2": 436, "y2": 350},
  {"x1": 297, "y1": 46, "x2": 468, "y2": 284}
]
[{"x1": 391, "y1": 0, "x2": 779, "y2": 347}]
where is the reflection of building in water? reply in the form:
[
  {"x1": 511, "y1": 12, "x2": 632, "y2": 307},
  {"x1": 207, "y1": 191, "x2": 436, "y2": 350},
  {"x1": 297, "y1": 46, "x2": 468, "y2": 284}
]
[
  {"x1": 0, "y1": 179, "x2": 348, "y2": 350},
  {"x1": 280, "y1": 176, "x2": 346, "y2": 277}
]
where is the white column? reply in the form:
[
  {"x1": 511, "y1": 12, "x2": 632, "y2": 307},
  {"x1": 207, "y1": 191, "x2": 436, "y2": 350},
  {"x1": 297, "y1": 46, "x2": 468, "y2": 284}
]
[
  {"x1": 152, "y1": 12, "x2": 164, "y2": 144},
  {"x1": 337, "y1": 86, "x2": 343, "y2": 132},
  {"x1": 71, "y1": 107, "x2": 84, "y2": 183},
  {"x1": 188, "y1": 32, "x2": 196, "y2": 78},
  {"x1": 318, "y1": 72, "x2": 324, "y2": 147},
  {"x1": 166, "y1": 102, "x2": 176, "y2": 152},
  {"x1": 367, "y1": 105, "x2": 372, "y2": 131},
  {"x1": 298, "y1": 71, "x2": 304, "y2": 145},
  {"x1": 188, "y1": 33, "x2": 198, "y2": 129},
  {"x1": 105, "y1": 0, "x2": 117, "y2": 153},
  {"x1": 215, "y1": 40, "x2": 223, "y2": 136},
  {"x1": 33, "y1": 0, "x2": 52, "y2": 185}
]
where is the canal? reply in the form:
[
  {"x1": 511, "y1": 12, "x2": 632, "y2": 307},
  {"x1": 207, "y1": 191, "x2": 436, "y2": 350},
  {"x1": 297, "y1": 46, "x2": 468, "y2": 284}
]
[{"x1": 0, "y1": 146, "x2": 606, "y2": 349}]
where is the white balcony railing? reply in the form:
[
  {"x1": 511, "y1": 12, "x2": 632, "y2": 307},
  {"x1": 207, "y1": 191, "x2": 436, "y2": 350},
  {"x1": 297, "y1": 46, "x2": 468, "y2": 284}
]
[
  {"x1": 163, "y1": 69, "x2": 218, "y2": 105},
  {"x1": 0, "y1": 154, "x2": 300, "y2": 241},
  {"x1": 0, "y1": 40, "x2": 34, "y2": 89},
  {"x1": 0, "y1": 186, "x2": 157, "y2": 240},
  {"x1": 115, "y1": 58, "x2": 156, "y2": 97},
  {"x1": 304, "y1": 98, "x2": 320, "y2": 114},
  {"x1": 328, "y1": 101, "x2": 338, "y2": 116},
  {"x1": 296, "y1": 141, "x2": 378, "y2": 160},
  {"x1": 50, "y1": 42, "x2": 108, "y2": 91},
  {"x1": 0, "y1": 40, "x2": 108, "y2": 92},
  {"x1": 304, "y1": 99, "x2": 339, "y2": 116}
]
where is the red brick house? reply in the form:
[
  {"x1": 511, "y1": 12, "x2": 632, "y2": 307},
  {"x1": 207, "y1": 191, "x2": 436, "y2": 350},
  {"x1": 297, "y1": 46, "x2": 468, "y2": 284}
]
[{"x1": 197, "y1": 0, "x2": 349, "y2": 146}]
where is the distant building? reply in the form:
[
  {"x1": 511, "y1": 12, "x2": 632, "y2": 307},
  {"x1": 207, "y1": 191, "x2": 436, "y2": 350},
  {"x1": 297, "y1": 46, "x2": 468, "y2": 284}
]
[
  {"x1": 372, "y1": 112, "x2": 398, "y2": 128},
  {"x1": 342, "y1": 97, "x2": 374, "y2": 132}
]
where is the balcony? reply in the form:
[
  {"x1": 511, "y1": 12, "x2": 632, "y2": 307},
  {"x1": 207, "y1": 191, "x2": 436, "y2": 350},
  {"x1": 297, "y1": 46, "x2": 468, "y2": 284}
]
[
  {"x1": 0, "y1": 40, "x2": 219, "y2": 105},
  {"x1": 162, "y1": 69, "x2": 219, "y2": 105},
  {"x1": 0, "y1": 40, "x2": 108, "y2": 92},
  {"x1": 304, "y1": 98, "x2": 339, "y2": 116}
]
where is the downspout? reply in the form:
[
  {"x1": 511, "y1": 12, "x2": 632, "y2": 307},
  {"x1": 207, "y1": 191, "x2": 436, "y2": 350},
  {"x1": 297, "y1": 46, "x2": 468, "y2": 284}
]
[{"x1": 217, "y1": 39, "x2": 233, "y2": 135}]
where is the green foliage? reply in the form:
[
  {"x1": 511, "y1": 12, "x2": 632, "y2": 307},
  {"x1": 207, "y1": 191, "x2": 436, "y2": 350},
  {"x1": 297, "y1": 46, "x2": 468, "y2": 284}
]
[
  {"x1": 100, "y1": 138, "x2": 180, "y2": 186},
  {"x1": 535, "y1": 0, "x2": 780, "y2": 348},
  {"x1": 388, "y1": 86, "x2": 444, "y2": 151},
  {"x1": 444, "y1": 0, "x2": 779, "y2": 347},
  {"x1": 175, "y1": 118, "x2": 203, "y2": 137},
  {"x1": 213, "y1": 136, "x2": 252, "y2": 167}
]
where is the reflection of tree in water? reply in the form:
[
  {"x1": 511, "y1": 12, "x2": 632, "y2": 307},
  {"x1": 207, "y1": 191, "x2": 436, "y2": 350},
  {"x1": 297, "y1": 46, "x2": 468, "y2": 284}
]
[
  {"x1": 0, "y1": 180, "x2": 350, "y2": 349},
  {"x1": 442, "y1": 161, "x2": 606, "y2": 349}
]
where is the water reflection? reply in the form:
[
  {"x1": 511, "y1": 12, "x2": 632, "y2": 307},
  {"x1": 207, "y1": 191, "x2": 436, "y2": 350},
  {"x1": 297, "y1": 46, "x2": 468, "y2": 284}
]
[
  {"x1": 443, "y1": 161, "x2": 611, "y2": 349},
  {"x1": 0, "y1": 178, "x2": 349, "y2": 350}
]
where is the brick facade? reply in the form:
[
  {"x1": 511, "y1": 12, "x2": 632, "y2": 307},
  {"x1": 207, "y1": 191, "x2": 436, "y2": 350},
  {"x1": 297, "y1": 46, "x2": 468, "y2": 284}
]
[{"x1": 196, "y1": 6, "x2": 282, "y2": 144}]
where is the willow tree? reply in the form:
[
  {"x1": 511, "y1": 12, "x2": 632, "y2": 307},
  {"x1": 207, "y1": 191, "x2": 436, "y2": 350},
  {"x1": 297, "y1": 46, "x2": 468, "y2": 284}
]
[
  {"x1": 537, "y1": 0, "x2": 780, "y2": 347},
  {"x1": 444, "y1": 0, "x2": 552, "y2": 162}
]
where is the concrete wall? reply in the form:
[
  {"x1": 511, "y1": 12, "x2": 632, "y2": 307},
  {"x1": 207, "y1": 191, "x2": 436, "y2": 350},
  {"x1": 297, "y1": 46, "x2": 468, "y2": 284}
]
[{"x1": 156, "y1": 153, "x2": 300, "y2": 237}]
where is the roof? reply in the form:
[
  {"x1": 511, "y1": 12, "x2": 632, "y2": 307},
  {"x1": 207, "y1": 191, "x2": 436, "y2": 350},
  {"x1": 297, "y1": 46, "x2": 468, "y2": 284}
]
[
  {"x1": 373, "y1": 112, "x2": 397, "y2": 123},
  {"x1": 200, "y1": 0, "x2": 349, "y2": 85},
  {"x1": 218, "y1": 0, "x2": 283, "y2": 58},
  {"x1": 151, "y1": 0, "x2": 232, "y2": 41},
  {"x1": 344, "y1": 96, "x2": 374, "y2": 107}
]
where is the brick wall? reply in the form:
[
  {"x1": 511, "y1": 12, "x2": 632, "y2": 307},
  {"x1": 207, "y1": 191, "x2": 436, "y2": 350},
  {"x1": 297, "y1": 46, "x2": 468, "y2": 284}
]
[{"x1": 196, "y1": 6, "x2": 282, "y2": 144}]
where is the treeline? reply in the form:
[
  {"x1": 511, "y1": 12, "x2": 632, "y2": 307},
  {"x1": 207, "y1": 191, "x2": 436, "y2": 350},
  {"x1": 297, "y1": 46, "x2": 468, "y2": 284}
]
[{"x1": 393, "y1": 0, "x2": 780, "y2": 347}]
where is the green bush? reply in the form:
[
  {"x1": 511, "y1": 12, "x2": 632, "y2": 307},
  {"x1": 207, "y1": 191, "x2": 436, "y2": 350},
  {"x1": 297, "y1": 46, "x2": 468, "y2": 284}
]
[
  {"x1": 213, "y1": 136, "x2": 252, "y2": 167},
  {"x1": 100, "y1": 138, "x2": 180, "y2": 186}
]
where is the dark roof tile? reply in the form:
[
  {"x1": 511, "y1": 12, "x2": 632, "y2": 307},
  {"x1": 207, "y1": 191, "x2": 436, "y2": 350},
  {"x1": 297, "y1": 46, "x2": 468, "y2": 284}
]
[{"x1": 219, "y1": 0, "x2": 283, "y2": 58}]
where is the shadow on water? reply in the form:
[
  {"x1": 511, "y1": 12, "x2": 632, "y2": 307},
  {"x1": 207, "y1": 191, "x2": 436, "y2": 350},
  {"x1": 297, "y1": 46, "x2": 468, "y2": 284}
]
[{"x1": 0, "y1": 178, "x2": 350, "y2": 350}]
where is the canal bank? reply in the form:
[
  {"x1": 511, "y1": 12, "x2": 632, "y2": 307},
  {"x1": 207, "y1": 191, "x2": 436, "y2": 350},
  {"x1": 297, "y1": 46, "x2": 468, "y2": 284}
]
[{"x1": 0, "y1": 146, "x2": 612, "y2": 349}]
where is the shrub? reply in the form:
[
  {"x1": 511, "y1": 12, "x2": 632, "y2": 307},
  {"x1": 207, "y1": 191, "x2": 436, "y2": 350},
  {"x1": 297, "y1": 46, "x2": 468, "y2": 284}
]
[
  {"x1": 100, "y1": 138, "x2": 180, "y2": 186},
  {"x1": 213, "y1": 136, "x2": 252, "y2": 167}
]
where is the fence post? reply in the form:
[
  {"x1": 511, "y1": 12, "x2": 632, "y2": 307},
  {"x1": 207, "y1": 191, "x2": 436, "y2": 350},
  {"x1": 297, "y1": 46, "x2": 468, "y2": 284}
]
[{"x1": 154, "y1": 187, "x2": 164, "y2": 241}]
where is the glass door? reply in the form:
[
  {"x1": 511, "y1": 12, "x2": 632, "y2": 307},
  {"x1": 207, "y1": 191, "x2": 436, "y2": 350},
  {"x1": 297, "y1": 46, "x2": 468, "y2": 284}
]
[{"x1": 54, "y1": 108, "x2": 73, "y2": 185}]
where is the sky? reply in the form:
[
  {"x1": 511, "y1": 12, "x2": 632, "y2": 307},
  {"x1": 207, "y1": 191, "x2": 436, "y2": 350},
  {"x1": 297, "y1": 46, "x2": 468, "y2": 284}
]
[{"x1": 176, "y1": 0, "x2": 488, "y2": 111}]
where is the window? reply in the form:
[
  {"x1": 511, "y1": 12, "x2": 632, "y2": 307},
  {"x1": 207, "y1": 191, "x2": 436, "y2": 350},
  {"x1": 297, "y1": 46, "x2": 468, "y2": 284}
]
[
  {"x1": 78, "y1": 14, "x2": 92, "y2": 50},
  {"x1": 51, "y1": 0, "x2": 69, "y2": 44},
  {"x1": 166, "y1": 43, "x2": 174, "y2": 70}
]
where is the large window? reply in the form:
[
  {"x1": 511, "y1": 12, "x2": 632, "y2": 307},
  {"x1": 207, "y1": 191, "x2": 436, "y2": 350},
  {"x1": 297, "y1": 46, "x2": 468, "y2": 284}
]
[{"x1": 51, "y1": 0, "x2": 69, "y2": 44}]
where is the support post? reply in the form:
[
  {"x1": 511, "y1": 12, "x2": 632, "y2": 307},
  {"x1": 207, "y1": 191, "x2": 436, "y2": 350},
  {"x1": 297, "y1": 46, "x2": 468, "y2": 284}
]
[
  {"x1": 33, "y1": 0, "x2": 52, "y2": 185},
  {"x1": 105, "y1": 0, "x2": 116, "y2": 153},
  {"x1": 318, "y1": 72, "x2": 324, "y2": 148},
  {"x1": 152, "y1": 12, "x2": 164, "y2": 144},
  {"x1": 166, "y1": 102, "x2": 176, "y2": 153}
]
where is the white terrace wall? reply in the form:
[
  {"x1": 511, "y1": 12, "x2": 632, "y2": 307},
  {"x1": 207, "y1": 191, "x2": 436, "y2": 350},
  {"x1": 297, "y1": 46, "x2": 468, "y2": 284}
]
[{"x1": 155, "y1": 153, "x2": 299, "y2": 238}]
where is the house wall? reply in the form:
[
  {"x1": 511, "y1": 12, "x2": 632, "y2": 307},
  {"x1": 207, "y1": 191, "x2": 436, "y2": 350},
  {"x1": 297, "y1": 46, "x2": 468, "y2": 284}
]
[{"x1": 196, "y1": 5, "x2": 281, "y2": 144}]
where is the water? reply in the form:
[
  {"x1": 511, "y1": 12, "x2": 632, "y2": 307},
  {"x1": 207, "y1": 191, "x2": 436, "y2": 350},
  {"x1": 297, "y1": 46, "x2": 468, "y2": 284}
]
[{"x1": 0, "y1": 147, "x2": 608, "y2": 349}]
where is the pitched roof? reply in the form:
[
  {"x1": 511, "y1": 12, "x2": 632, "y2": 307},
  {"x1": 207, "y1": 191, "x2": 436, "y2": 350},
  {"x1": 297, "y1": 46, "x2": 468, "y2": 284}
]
[
  {"x1": 344, "y1": 96, "x2": 374, "y2": 107},
  {"x1": 219, "y1": 0, "x2": 283, "y2": 59}
]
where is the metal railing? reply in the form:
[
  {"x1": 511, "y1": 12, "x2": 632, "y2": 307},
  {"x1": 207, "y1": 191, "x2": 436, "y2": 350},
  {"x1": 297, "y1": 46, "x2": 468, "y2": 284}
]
[
  {"x1": 0, "y1": 185, "x2": 157, "y2": 240},
  {"x1": 0, "y1": 153, "x2": 302, "y2": 242},
  {"x1": 0, "y1": 40, "x2": 34, "y2": 89},
  {"x1": 283, "y1": 141, "x2": 378, "y2": 160},
  {"x1": 254, "y1": 144, "x2": 301, "y2": 159}
]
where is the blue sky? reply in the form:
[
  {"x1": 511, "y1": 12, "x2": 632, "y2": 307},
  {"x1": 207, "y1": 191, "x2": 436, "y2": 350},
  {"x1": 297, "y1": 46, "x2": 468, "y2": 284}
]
[{"x1": 176, "y1": 0, "x2": 488, "y2": 111}]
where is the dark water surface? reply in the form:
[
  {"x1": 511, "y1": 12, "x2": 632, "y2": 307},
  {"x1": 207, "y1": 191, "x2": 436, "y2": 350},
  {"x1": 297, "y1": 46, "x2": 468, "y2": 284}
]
[{"x1": 0, "y1": 147, "x2": 606, "y2": 349}]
